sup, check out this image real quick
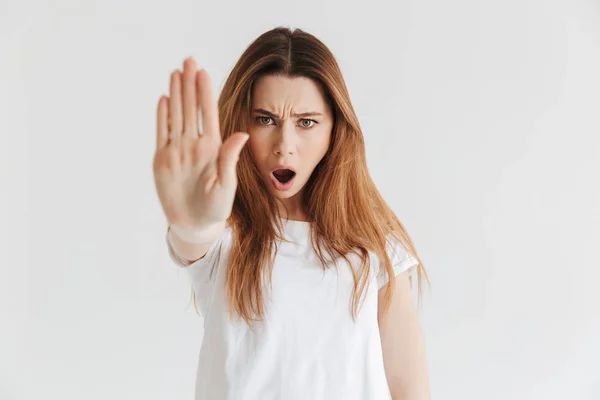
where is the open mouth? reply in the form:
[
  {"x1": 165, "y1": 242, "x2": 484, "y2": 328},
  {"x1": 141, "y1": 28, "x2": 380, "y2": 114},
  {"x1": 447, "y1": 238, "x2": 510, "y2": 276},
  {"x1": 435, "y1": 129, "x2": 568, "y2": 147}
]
[{"x1": 272, "y1": 169, "x2": 296, "y2": 183}]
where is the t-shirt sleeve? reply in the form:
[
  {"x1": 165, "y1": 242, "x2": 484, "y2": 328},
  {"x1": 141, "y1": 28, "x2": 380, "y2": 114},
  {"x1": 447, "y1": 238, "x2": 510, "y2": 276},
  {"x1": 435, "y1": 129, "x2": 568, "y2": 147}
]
[
  {"x1": 166, "y1": 225, "x2": 227, "y2": 268},
  {"x1": 376, "y1": 236, "x2": 419, "y2": 290},
  {"x1": 166, "y1": 226, "x2": 231, "y2": 317}
]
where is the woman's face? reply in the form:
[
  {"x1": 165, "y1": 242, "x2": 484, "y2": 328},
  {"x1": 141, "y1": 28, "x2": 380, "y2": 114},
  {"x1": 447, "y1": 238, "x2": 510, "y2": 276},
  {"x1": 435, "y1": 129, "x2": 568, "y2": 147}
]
[{"x1": 247, "y1": 75, "x2": 333, "y2": 214}]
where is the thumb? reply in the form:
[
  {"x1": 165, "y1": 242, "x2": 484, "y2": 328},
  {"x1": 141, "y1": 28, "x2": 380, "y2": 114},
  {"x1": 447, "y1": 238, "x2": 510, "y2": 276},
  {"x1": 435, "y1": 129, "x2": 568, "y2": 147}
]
[{"x1": 218, "y1": 132, "x2": 250, "y2": 185}]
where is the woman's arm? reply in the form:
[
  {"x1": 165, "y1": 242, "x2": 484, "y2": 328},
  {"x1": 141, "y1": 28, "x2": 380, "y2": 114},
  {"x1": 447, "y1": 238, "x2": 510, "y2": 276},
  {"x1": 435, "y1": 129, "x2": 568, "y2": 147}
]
[{"x1": 378, "y1": 270, "x2": 431, "y2": 400}]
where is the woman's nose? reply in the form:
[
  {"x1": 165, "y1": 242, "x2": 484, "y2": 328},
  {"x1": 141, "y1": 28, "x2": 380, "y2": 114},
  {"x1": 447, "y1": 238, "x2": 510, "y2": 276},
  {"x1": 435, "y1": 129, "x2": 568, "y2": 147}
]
[{"x1": 273, "y1": 122, "x2": 296, "y2": 155}]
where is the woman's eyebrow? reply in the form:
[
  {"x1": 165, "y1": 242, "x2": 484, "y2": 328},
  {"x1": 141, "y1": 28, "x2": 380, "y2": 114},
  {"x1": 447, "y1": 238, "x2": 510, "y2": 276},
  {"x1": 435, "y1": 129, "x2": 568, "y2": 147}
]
[{"x1": 252, "y1": 108, "x2": 323, "y2": 118}]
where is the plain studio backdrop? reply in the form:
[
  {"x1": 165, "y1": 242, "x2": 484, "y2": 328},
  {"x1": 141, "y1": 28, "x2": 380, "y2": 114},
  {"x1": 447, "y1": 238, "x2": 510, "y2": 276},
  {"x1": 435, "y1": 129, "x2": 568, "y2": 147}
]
[{"x1": 1, "y1": 0, "x2": 599, "y2": 398}]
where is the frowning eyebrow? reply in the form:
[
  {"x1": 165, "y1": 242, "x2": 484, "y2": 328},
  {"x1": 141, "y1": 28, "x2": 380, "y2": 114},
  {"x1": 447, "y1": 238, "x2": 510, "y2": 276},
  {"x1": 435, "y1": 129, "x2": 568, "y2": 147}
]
[{"x1": 252, "y1": 108, "x2": 323, "y2": 118}]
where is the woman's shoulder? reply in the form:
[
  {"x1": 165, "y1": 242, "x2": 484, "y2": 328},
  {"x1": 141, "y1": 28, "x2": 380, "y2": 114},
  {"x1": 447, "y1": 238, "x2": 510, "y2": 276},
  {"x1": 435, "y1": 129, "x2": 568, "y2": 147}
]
[{"x1": 372, "y1": 233, "x2": 419, "y2": 288}]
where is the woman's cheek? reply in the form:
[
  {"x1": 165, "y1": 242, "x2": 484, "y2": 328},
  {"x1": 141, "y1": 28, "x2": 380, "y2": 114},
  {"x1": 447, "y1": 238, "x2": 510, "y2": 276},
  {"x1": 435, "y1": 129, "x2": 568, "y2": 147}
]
[
  {"x1": 248, "y1": 137, "x2": 261, "y2": 157},
  {"x1": 247, "y1": 136, "x2": 269, "y2": 172}
]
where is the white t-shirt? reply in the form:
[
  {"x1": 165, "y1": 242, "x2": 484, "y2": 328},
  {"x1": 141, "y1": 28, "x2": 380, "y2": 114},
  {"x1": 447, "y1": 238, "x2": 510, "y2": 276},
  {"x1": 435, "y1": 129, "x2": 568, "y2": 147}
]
[{"x1": 167, "y1": 219, "x2": 418, "y2": 400}]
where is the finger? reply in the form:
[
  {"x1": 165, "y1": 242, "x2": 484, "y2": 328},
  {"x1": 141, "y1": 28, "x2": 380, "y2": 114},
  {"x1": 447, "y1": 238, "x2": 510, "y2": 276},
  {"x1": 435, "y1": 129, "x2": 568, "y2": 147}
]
[
  {"x1": 156, "y1": 95, "x2": 169, "y2": 149},
  {"x1": 218, "y1": 133, "x2": 250, "y2": 185},
  {"x1": 182, "y1": 57, "x2": 198, "y2": 137},
  {"x1": 169, "y1": 70, "x2": 183, "y2": 144},
  {"x1": 196, "y1": 69, "x2": 220, "y2": 141}
]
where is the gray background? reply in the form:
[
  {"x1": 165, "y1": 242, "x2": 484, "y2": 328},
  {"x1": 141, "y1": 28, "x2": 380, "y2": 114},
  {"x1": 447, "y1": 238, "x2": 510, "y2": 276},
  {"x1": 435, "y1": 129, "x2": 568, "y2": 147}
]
[{"x1": 2, "y1": 0, "x2": 599, "y2": 398}]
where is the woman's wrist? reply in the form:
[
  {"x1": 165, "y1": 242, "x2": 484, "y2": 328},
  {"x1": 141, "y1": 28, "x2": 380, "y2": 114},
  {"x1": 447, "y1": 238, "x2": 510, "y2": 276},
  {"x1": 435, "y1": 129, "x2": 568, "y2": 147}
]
[{"x1": 169, "y1": 221, "x2": 227, "y2": 244}]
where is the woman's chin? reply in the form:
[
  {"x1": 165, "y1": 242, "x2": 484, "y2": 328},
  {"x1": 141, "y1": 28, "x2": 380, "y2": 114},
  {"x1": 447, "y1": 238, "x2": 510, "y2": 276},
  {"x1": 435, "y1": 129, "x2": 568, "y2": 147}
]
[{"x1": 269, "y1": 188, "x2": 298, "y2": 199}]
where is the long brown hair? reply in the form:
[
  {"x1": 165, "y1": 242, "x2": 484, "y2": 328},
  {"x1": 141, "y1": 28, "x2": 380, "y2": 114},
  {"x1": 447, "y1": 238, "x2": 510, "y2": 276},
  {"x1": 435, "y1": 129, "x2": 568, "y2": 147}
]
[{"x1": 203, "y1": 26, "x2": 430, "y2": 326}]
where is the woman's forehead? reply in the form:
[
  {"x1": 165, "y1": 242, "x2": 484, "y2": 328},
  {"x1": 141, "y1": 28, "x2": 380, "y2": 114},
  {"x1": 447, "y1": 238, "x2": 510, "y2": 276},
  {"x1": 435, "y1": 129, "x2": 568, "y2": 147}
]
[{"x1": 251, "y1": 75, "x2": 329, "y2": 113}]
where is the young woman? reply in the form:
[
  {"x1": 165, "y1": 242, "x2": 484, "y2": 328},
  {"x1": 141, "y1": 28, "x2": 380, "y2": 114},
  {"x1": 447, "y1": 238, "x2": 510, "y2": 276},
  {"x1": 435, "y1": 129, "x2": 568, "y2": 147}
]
[{"x1": 153, "y1": 27, "x2": 431, "y2": 400}]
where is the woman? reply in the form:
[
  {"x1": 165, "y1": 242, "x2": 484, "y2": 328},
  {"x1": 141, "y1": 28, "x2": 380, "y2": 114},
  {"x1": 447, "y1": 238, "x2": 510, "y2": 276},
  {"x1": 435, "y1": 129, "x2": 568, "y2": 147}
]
[{"x1": 153, "y1": 26, "x2": 431, "y2": 400}]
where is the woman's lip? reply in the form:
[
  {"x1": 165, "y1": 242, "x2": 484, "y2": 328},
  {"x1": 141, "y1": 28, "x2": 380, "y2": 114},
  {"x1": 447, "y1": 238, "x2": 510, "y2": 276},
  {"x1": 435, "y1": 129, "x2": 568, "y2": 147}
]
[
  {"x1": 271, "y1": 165, "x2": 296, "y2": 173},
  {"x1": 270, "y1": 173, "x2": 295, "y2": 191}
]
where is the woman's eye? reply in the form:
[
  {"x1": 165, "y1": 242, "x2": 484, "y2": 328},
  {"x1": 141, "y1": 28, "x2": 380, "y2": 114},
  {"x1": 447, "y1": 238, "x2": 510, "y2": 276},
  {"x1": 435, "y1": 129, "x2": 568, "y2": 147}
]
[
  {"x1": 300, "y1": 119, "x2": 317, "y2": 128},
  {"x1": 256, "y1": 116, "x2": 318, "y2": 129},
  {"x1": 257, "y1": 116, "x2": 273, "y2": 125}
]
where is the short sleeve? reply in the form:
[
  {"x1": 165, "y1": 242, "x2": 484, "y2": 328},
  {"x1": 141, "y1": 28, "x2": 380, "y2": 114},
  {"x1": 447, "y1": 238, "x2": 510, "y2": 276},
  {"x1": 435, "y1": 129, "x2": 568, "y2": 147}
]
[
  {"x1": 166, "y1": 225, "x2": 228, "y2": 268},
  {"x1": 166, "y1": 226, "x2": 231, "y2": 317},
  {"x1": 376, "y1": 236, "x2": 419, "y2": 290}
]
